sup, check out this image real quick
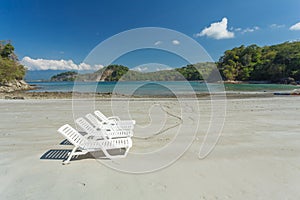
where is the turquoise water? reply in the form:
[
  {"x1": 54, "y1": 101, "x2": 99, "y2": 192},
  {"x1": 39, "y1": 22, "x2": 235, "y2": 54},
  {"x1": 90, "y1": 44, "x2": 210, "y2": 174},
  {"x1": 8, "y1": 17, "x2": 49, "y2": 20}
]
[{"x1": 28, "y1": 81, "x2": 299, "y2": 95}]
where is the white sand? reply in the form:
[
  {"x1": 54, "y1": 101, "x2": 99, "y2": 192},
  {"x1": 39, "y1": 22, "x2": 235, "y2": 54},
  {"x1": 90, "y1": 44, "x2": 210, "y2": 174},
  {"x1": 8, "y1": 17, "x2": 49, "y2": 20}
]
[{"x1": 0, "y1": 97, "x2": 300, "y2": 199}]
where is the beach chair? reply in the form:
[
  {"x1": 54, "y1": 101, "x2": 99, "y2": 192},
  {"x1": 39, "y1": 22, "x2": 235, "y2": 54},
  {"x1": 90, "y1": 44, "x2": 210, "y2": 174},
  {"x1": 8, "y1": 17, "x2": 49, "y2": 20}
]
[
  {"x1": 94, "y1": 110, "x2": 135, "y2": 130},
  {"x1": 58, "y1": 124, "x2": 132, "y2": 164},
  {"x1": 86, "y1": 113, "x2": 134, "y2": 131},
  {"x1": 75, "y1": 117, "x2": 133, "y2": 140}
]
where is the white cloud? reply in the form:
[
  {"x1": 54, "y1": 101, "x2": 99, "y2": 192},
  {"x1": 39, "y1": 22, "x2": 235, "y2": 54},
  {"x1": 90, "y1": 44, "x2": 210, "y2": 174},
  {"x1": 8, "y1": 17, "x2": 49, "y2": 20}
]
[
  {"x1": 154, "y1": 41, "x2": 162, "y2": 45},
  {"x1": 156, "y1": 66, "x2": 172, "y2": 71},
  {"x1": 21, "y1": 56, "x2": 103, "y2": 71},
  {"x1": 172, "y1": 40, "x2": 180, "y2": 45},
  {"x1": 132, "y1": 63, "x2": 172, "y2": 73},
  {"x1": 234, "y1": 28, "x2": 242, "y2": 32},
  {"x1": 270, "y1": 24, "x2": 285, "y2": 29},
  {"x1": 242, "y1": 28, "x2": 254, "y2": 33},
  {"x1": 195, "y1": 17, "x2": 234, "y2": 39},
  {"x1": 290, "y1": 21, "x2": 300, "y2": 31},
  {"x1": 289, "y1": 39, "x2": 300, "y2": 43},
  {"x1": 241, "y1": 26, "x2": 259, "y2": 34},
  {"x1": 94, "y1": 64, "x2": 104, "y2": 70},
  {"x1": 132, "y1": 66, "x2": 148, "y2": 72}
]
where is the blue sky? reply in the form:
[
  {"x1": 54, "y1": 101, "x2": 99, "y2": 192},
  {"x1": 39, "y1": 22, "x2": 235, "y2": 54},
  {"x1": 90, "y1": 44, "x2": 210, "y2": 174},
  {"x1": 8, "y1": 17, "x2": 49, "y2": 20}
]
[{"x1": 1, "y1": 0, "x2": 300, "y2": 71}]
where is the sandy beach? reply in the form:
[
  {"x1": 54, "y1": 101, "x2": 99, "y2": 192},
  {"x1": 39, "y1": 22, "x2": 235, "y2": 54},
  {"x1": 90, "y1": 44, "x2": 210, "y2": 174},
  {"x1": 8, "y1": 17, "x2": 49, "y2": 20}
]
[{"x1": 0, "y1": 96, "x2": 300, "y2": 199}]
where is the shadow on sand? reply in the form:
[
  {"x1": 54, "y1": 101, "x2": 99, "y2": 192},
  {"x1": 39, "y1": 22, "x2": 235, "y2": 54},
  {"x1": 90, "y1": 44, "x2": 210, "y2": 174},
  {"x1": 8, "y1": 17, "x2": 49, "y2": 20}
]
[
  {"x1": 40, "y1": 148, "x2": 126, "y2": 162},
  {"x1": 59, "y1": 139, "x2": 72, "y2": 145}
]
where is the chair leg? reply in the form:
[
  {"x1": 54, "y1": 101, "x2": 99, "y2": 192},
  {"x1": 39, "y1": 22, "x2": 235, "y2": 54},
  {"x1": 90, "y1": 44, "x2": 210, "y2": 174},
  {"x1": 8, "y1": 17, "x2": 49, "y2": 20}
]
[
  {"x1": 73, "y1": 150, "x2": 88, "y2": 156},
  {"x1": 102, "y1": 149, "x2": 113, "y2": 159},
  {"x1": 63, "y1": 146, "x2": 78, "y2": 165},
  {"x1": 123, "y1": 147, "x2": 131, "y2": 157},
  {"x1": 110, "y1": 147, "x2": 130, "y2": 158}
]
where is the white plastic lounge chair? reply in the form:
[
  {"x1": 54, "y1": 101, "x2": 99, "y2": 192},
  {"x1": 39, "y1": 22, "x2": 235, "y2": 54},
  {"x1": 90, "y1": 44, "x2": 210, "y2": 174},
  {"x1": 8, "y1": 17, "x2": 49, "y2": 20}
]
[
  {"x1": 94, "y1": 110, "x2": 135, "y2": 130},
  {"x1": 86, "y1": 113, "x2": 134, "y2": 131},
  {"x1": 58, "y1": 124, "x2": 132, "y2": 164},
  {"x1": 75, "y1": 117, "x2": 133, "y2": 140}
]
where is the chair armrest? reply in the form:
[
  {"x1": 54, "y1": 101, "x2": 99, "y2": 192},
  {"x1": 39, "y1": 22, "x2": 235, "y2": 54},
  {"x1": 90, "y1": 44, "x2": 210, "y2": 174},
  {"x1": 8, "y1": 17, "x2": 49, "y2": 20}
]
[{"x1": 108, "y1": 116, "x2": 121, "y2": 121}]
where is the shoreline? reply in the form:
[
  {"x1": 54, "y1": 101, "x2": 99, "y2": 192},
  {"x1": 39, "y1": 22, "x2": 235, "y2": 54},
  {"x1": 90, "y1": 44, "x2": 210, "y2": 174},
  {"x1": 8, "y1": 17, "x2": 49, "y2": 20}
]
[
  {"x1": 0, "y1": 91, "x2": 278, "y2": 100},
  {"x1": 28, "y1": 80, "x2": 300, "y2": 85}
]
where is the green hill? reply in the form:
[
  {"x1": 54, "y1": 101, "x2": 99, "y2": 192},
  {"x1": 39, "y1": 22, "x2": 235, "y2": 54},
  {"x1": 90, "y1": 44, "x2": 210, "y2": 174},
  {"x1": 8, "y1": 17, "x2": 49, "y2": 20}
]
[
  {"x1": 218, "y1": 41, "x2": 300, "y2": 83},
  {"x1": 50, "y1": 71, "x2": 78, "y2": 81}
]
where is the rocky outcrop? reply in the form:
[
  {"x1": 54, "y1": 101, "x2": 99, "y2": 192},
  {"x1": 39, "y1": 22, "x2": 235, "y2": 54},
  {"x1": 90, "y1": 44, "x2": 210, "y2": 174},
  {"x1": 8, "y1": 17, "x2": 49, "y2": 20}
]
[
  {"x1": 0, "y1": 80, "x2": 33, "y2": 93},
  {"x1": 279, "y1": 77, "x2": 297, "y2": 85},
  {"x1": 99, "y1": 69, "x2": 114, "y2": 81}
]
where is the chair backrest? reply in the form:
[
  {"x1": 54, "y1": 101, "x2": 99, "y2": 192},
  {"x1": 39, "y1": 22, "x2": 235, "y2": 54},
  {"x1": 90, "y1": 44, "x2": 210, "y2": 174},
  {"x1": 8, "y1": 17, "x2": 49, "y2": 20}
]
[
  {"x1": 58, "y1": 124, "x2": 85, "y2": 147},
  {"x1": 75, "y1": 117, "x2": 98, "y2": 136},
  {"x1": 94, "y1": 110, "x2": 108, "y2": 122},
  {"x1": 86, "y1": 113, "x2": 103, "y2": 127}
]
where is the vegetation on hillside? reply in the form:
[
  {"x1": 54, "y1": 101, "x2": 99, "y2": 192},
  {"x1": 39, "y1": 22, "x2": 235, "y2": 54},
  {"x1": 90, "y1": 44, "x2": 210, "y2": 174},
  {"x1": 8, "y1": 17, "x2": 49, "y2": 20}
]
[
  {"x1": 72, "y1": 63, "x2": 215, "y2": 82},
  {"x1": 0, "y1": 41, "x2": 26, "y2": 84},
  {"x1": 103, "y1": 65, "x2": 129, "y2": 81},
  {"x1": 218, "y1": 41, "x2": 300, "y2": 82},
  {"x1": 50, "y1": 71, "x2": 78, "y2": 81}
]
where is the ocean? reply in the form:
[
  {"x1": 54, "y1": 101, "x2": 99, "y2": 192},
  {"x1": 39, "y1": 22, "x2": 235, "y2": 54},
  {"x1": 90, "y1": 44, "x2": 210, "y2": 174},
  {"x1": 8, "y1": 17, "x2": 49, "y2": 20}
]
[{"x1": 28, "y1": 81, "x2": 299, "y2": 96}]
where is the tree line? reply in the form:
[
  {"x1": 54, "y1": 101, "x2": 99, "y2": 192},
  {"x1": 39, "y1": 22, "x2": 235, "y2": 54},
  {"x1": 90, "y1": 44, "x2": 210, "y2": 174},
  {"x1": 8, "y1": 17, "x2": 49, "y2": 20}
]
[{"x1": 218, "y1": 41, "x2": 300, "y2": 82}]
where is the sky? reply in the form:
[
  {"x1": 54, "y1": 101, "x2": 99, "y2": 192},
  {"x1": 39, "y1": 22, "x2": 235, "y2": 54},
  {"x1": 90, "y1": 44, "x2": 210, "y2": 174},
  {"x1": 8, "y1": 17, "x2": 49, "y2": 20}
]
[{"x1": 1, "y1": 0, "x2": 300, "y2": 71}]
